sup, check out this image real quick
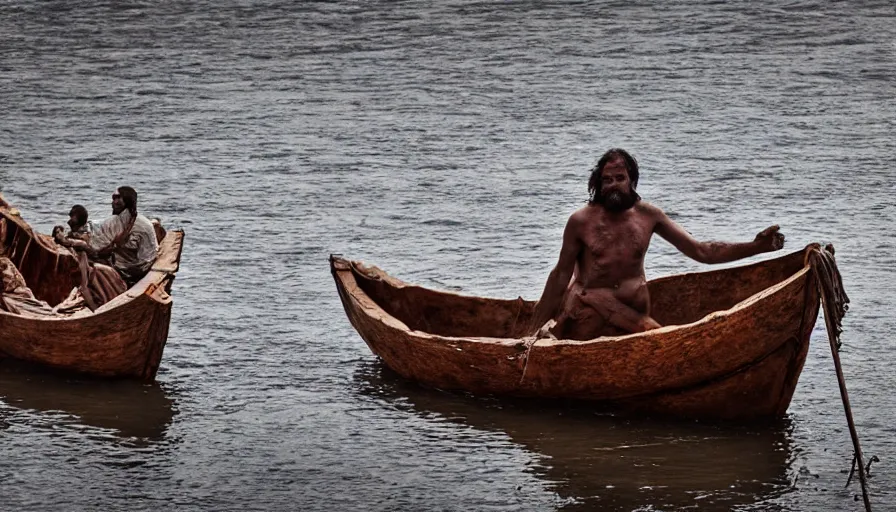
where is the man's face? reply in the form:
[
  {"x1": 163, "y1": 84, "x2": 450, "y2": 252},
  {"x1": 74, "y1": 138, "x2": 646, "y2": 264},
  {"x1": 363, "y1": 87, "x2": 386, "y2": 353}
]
[
  {"x1": 112, "y1": 190, "x2": 125, "y2": 214},
  {"x1": 67, "y1": 214, "x2": 81, "y2": 231},
  {"x1": 599, "y1": 157, "x2": 635, "y2": 212}
]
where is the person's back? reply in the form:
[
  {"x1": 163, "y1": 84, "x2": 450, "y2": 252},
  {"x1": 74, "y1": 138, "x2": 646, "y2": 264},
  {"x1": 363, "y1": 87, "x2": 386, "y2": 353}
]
[{"x1": 111, "y1": 211, "x2": 159, "y2": 283}]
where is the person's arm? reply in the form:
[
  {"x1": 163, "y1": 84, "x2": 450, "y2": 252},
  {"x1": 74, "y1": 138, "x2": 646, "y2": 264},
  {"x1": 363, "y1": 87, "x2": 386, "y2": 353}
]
[
  {"x1": 53, "y1": 230, "x2": 98, "y2": 256},
  {"x1": 654, "y1": 208, "x2": 785, "y2": 264},
  {"x1": 528, "y1": 214, "x2": 582, "y2": 335}
]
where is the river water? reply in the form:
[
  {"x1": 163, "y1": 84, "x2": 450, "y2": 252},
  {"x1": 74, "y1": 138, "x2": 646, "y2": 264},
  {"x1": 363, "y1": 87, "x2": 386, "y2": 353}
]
[{"x1": 1, "y1": 1, "x2": 894, "y2": 511}]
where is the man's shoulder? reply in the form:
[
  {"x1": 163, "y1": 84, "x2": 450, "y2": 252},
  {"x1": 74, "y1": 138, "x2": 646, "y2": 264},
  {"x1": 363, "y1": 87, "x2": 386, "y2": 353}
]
[
  {"x1": 133, "y1": 214, "x2": 160, "y2": 248},
  {"x1": 134, "y1": 214, "x2": 155, "y2": 227},
  {"x1": 633, "y1": 200, "x2": 665, "y2": 218},
  {"x1": 568, "y1": 205, "x2": 595, "y2": 224}
]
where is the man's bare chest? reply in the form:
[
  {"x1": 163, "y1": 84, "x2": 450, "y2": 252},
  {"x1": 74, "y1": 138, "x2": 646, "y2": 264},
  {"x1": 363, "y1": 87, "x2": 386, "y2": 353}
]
[{"x1": 581, "y1": 215, "x2": 654, "y2": 260}]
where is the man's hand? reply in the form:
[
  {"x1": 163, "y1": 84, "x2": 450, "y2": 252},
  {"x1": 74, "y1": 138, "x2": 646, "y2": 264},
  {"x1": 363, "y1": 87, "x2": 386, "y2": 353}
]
[{"x1": 755, "y1": 225, "x2": 785, "y2": 253}]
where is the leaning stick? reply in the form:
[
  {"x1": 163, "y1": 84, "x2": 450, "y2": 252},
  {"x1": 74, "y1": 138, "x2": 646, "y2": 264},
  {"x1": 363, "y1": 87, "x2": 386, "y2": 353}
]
[{"x1": 813, "y1": 247, "x2": 871, "y2": 511}]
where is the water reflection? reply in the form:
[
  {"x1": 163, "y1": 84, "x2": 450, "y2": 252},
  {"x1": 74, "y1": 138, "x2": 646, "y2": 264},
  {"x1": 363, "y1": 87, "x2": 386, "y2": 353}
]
[
  {"x1": 0, "y1": 359, "x2": 175, "y2": 441},
  {"x1": 357, "y1": 361, "x2": 795, "y2": 511}
]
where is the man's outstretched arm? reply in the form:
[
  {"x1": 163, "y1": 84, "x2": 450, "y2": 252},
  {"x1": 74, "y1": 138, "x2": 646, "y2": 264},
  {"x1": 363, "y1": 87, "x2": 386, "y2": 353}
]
[
  {"x1": 528, "y1": 214, "x2": 582, "y2": 335},
  {"x1": 653, "y1": 208, "x2": 785, "y2": 264}
]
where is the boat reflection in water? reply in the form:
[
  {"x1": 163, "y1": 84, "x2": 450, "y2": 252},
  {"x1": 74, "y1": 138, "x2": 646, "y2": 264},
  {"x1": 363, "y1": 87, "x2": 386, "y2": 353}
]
[
  {"x1": 0, "y1": 359, "x2": 176, "y2": 442},
  {"x1": 358, "y1": 361, "x2": 795, "y2": 511}
]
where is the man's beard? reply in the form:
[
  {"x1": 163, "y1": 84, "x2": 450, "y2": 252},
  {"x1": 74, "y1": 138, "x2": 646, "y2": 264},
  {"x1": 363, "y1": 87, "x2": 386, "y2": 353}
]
[{"x1": 601, "y1": 189, "x2": 638, "y2": 212}]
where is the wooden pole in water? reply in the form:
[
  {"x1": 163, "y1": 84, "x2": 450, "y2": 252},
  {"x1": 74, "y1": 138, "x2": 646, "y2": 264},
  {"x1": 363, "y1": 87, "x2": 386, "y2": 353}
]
[{"x1": 818, "y1": 285, "x2": 871, "y2": 511}]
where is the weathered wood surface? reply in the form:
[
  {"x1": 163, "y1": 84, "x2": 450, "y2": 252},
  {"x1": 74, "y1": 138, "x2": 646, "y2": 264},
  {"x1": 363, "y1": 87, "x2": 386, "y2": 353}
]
[
  {"x1": 331, "y1": 246, "x2": 821, "y2": 420},
  {"x1": 0, "y1": 209, "x2": 184, "y2": 381}
]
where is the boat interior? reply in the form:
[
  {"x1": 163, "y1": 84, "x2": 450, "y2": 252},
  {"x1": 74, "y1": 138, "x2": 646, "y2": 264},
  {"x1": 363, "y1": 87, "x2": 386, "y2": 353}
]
[
  {"x1": 1, "y1": 211, "x2": 79, "y2": 307},
  {"x1": 344, "y1": 248, "x2": 809, "y2": 339}
]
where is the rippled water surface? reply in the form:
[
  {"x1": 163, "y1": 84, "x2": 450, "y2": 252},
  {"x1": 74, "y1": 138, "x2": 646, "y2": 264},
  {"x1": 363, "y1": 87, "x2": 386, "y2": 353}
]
[{"x1": 1, "y1": 1, "x2": 894, "y2": 510}]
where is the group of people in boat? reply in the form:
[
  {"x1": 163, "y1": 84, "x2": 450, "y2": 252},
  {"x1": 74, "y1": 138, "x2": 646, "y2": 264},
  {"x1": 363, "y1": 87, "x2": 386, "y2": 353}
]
[{"x1": 0, "y1": 186, "x2": 163, "y2": 315}]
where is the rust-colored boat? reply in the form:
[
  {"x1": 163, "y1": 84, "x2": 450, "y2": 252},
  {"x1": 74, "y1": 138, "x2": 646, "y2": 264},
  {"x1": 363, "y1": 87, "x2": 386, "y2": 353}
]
[
  {"x1": 331, "y1": 245, "x2": 829, "y2": 420},
  {"x1": 0, "y1": 208, "x2": 183, "y2": 381}
]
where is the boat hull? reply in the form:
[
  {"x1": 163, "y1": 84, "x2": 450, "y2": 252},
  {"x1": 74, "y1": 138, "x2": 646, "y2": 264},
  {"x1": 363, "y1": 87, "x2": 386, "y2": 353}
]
[{"x1": 332, "y1": 247, "x2": 821, "y2": 420}]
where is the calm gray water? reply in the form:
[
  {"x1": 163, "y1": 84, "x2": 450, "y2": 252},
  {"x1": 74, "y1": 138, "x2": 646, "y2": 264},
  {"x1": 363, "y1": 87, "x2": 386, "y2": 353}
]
[{"x1": 1, "y1": 1, "x2": 894, "y2": 510}]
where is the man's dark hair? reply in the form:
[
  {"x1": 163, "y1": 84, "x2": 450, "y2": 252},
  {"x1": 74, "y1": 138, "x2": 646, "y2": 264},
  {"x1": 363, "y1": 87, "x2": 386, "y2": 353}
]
[
  {"x1": 118, "y1": 186, "x2": 138, "y2": 214},
  {"x1": 588, "y1": 148, "x2": 641, "y2": 205},
  {"x1": 69, "y1": 204, "x2": 88, "y2": 227}
]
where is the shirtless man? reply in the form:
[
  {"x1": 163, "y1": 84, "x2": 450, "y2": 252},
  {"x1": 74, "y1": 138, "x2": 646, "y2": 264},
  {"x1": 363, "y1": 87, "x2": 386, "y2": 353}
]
[{"x1": 529, "y1": 148, "x2": 786, "y2": 340}]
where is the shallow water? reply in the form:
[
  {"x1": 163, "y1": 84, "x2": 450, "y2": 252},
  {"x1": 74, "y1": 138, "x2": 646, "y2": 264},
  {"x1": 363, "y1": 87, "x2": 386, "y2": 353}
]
[{"x1": 1, "y1": 1, "x2": 894, "y2": 510}]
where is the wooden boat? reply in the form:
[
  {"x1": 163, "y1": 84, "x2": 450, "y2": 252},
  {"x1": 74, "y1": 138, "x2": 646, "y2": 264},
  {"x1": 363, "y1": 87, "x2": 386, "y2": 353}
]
[
  {"x1": 0, "y1": 207, "x2": 184, "y2": 381},
  {"x1": 331, "y1": 244, "x2": 829, "y2": 420}
]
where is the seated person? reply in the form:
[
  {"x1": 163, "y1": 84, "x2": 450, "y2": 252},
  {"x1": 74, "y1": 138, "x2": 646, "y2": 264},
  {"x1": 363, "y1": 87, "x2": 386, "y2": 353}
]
[
  {"x1": 52, "y1": 205, "x2": 128, "y2": 310},
  {"x1": 53, "y1": 204, "x2": 91, "y2": 243},
  {"x1": 528, "y1": 149, "x2": 785, "y2": 340},
  {"x1": 88, "y1": 186, "x2": 159, "y2": 286}
]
